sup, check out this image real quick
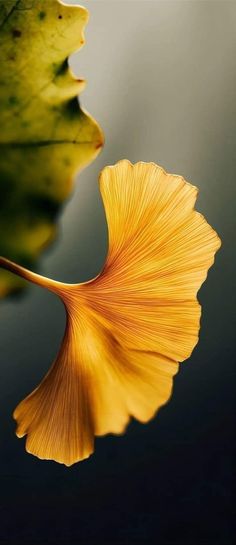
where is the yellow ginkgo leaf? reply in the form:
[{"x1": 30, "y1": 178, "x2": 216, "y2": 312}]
[
  {"x1": 0, "y1": 161, "x2": 221, "y2": 466},
  {"x1": 0, "y1": 0, "x2": 103, "y2": 296}
]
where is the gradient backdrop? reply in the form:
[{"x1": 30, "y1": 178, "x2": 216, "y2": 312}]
[{"x1": 0, "y1": 1, "x2": 235, "y2": 544}]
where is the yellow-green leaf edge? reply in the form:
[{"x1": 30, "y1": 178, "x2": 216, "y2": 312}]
[{"x1": 0, "y1": 0, "x2": 104, "y2": 297}]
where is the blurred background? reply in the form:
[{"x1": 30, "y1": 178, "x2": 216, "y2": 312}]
[{"x1": 0, "y1": 1, "x2": 235, "y2": 544}]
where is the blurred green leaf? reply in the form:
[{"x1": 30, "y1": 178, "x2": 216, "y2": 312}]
[{"x1": 0, "y1": 0, "x2": 103, "y2": 296}]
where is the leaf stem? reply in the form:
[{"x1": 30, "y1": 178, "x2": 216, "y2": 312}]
[{"x1": 0, "y1": 257, "x2": 66, "y2": 295}]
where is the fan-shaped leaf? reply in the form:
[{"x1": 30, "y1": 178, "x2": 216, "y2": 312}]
[{"x1": 0, "y1": 161, "x2": 221, "y2": 465}]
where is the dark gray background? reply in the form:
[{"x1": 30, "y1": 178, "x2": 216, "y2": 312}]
[{"x1": 0, "y1": 1, "x2": 235, "y2": 544}]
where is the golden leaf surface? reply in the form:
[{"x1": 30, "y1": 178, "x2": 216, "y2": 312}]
[
  {"x1": 0, "y1": 0, "x2": 103, "y2": 296},
  {"x1": 0, "y1": 161, "x2": 221, "y2": 466}
]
